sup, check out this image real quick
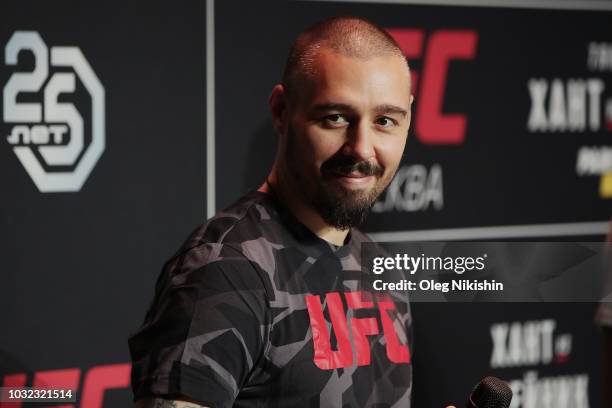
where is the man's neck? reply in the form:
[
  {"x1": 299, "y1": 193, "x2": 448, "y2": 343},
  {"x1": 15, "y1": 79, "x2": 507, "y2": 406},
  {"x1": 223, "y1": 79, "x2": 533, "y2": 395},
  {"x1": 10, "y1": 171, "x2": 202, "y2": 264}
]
[{"x1": 258, "y1": 171, "x2": 350, "y2": 247}]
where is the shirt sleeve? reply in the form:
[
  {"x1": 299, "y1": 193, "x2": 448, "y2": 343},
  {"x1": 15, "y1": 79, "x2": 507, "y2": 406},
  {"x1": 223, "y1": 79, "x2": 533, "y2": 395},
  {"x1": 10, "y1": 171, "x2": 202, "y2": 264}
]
[{"x1": 128, "y1": 244, "x2": 270, "y2": 408}]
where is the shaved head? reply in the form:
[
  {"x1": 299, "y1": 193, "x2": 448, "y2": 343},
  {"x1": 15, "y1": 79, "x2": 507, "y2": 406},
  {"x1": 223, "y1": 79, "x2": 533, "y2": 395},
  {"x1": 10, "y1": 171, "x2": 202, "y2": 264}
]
[
  {"x1": 282, "y1": 16, "x2": 410, "y2": 103},
  {"x1": 267, "y1": 15, "x2": 413, "y2": 233}
]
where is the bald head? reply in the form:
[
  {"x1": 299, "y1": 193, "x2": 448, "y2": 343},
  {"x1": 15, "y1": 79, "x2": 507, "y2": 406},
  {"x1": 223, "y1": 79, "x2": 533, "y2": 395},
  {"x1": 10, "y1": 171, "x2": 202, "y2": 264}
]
[{"x1": 282, "y1": 16, "x2": 410, "y2": 103}]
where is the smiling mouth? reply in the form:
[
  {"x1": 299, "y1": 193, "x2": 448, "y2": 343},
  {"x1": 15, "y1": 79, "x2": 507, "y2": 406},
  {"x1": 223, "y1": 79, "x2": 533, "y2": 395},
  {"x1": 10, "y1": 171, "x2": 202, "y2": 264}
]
[
  {"x1": 336, "y1": 170, "x2": 367, "y2": 177},
  {"x1": 329, "y1": 171, "x2": 375, "y2": 187}
]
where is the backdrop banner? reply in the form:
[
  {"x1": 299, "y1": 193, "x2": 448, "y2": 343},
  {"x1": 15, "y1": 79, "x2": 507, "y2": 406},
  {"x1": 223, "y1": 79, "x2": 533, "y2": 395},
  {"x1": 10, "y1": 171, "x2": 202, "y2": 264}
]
[
  {"x1": 0, "y1": 1, "x2": 206, "y2": 406},
  {"x1": 214, "y1": 0, "x2": 611, "y2": 232}
]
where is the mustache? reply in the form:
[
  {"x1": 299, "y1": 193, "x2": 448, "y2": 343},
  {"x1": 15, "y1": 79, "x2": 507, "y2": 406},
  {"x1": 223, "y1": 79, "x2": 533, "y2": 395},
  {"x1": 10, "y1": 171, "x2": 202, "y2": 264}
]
[{"x1": 320, "y1": 154, "x2": 384, "y2": 177}]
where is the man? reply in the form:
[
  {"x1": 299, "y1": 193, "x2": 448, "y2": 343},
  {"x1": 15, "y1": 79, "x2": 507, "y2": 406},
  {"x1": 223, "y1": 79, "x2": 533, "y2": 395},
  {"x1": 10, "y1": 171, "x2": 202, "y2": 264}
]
[{"x1": 129, "y1": 16, "x2": 438, "y2": 407}]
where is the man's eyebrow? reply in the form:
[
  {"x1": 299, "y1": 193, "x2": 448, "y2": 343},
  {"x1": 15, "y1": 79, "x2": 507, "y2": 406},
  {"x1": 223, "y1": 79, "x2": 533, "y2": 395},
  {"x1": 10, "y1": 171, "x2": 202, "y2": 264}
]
[
  {"x1": 311, "y1": 103, "x2": 407, "y2": 117},
  {"x1": 373, "y1": 104, "x2": 408, "y2": 117},
  {"x1": 311, "y1": 103, "x2": 356, "y2": 113}
]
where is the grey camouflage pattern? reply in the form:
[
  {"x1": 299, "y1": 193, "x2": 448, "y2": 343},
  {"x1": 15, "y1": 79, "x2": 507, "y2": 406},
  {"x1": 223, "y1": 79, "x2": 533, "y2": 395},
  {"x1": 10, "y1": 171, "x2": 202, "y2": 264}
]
[{"x1": 129, "y1": 191, "x2": 412, "y2": 407}]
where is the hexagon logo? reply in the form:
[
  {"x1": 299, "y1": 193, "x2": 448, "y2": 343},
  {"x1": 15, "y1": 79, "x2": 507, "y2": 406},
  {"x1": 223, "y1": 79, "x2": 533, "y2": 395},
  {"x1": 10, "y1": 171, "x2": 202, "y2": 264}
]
[{"x1": 3, "y1": 31, "x2": 105, "y2": 192}]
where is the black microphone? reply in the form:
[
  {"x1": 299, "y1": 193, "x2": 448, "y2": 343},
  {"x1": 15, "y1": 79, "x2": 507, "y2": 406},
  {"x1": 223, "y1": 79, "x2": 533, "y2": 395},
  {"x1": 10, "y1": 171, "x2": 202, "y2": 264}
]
[{"x1": 466, "y1": 376, "x2": 513, "y2": 408}]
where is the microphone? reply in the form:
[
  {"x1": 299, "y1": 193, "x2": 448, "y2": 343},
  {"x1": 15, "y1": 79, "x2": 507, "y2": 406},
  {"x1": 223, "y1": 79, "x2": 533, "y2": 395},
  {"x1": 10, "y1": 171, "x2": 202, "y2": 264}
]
[{"x1": 466, "y1": 376, "x2": 513, "y2": 408}]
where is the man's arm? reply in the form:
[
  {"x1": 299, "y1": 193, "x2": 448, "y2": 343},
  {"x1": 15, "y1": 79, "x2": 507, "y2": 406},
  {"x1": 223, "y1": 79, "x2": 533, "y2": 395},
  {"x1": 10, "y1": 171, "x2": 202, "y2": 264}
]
[
  {"x1": 134, "y1": 398, "x2": 210, "y2": 408},
  {"x1": 129, "y1": 247, "x2": 269, "y2": 408}
]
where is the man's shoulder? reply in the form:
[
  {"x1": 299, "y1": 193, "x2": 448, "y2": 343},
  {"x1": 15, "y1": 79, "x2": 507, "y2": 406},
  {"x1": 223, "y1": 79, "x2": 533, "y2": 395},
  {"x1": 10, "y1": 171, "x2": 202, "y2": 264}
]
[
  {"x1": 190, "y1": 191, "x2": 271, "y2": 240},
  {"x1": 168, "y1": 191, "x2": 280, "y2": 271},
  {"x1": 146, "y1": 192, "x2": 277, "y2": 307}
]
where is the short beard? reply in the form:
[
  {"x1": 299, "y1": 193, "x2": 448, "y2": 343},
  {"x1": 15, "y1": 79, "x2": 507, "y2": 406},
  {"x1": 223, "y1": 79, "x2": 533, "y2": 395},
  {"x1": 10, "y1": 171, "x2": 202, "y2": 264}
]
[
  {"x1": 285, "y1": 126, "x2": 390, "y2": 229},
  {"x1": 313, "y1": 180, "x2": 381, "y2": 230}
]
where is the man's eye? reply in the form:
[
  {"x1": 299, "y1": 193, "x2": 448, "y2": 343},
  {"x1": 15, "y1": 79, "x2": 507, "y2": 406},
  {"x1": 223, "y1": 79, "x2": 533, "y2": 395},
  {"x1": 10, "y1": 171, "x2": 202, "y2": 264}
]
[
  {"x1": 375, "y1": 117, "x2": 396, "y2": 128},
  {"x1": 323, "y1": 114, "x2": 348, "y2": 126}
]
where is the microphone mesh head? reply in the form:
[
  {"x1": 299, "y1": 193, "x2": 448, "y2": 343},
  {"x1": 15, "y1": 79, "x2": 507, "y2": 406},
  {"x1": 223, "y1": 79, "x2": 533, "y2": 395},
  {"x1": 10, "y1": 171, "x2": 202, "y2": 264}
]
[{"x1": 470, "y1": 376, "x2": 513, "y2": 408}]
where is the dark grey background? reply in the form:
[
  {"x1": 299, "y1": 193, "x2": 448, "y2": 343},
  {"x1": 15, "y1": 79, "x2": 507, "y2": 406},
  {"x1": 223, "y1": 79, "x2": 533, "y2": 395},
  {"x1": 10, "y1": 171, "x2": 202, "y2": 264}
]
[
  {"x1": 214, "y1": 0, "x2": 611, "y2": 231},
  {"x1": 0, "y1": 0, "x2": 206, "y2": 406}
]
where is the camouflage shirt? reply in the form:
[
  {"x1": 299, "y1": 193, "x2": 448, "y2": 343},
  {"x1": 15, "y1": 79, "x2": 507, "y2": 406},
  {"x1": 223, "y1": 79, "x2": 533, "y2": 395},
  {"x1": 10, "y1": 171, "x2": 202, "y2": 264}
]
[{"x1": 129, "y1": 191, "x2": 413, "y2": 407}]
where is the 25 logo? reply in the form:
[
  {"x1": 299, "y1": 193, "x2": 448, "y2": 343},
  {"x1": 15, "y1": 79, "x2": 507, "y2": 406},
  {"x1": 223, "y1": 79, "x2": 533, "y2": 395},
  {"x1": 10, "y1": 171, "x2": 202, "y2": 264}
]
[{"x1": 3, "y1": 31, "x2": 105, "y2": 192}]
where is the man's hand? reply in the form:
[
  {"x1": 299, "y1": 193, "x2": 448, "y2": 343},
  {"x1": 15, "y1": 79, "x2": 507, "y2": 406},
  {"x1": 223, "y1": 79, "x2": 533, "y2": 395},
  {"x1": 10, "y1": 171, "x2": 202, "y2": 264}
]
[{"x1": 134, "y1": 398, "x2": 210, "y2": 408}]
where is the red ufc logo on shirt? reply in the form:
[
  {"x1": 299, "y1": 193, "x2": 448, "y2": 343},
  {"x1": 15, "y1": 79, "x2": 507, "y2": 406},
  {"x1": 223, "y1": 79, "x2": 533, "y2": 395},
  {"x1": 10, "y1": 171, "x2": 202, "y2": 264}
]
[
  {"x1": 305, "y1": 291, "x2": 410, "y2": 370},
  {"x1": 386, "y1": 28, "x2": 478, "y2": 145}
]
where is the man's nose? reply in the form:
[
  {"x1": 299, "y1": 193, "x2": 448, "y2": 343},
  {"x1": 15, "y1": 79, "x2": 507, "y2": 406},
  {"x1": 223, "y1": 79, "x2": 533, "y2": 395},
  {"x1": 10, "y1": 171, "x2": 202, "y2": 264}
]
[{"x1": 342, "y1": 121, "x2": 375, "y2": 162}]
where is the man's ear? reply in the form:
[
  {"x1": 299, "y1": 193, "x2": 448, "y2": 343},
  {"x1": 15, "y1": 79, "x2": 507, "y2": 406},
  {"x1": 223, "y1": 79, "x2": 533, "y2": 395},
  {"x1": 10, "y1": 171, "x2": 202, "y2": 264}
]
[{"x1": 269, "y1": 84, "x2": 288, "y2": 135}]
